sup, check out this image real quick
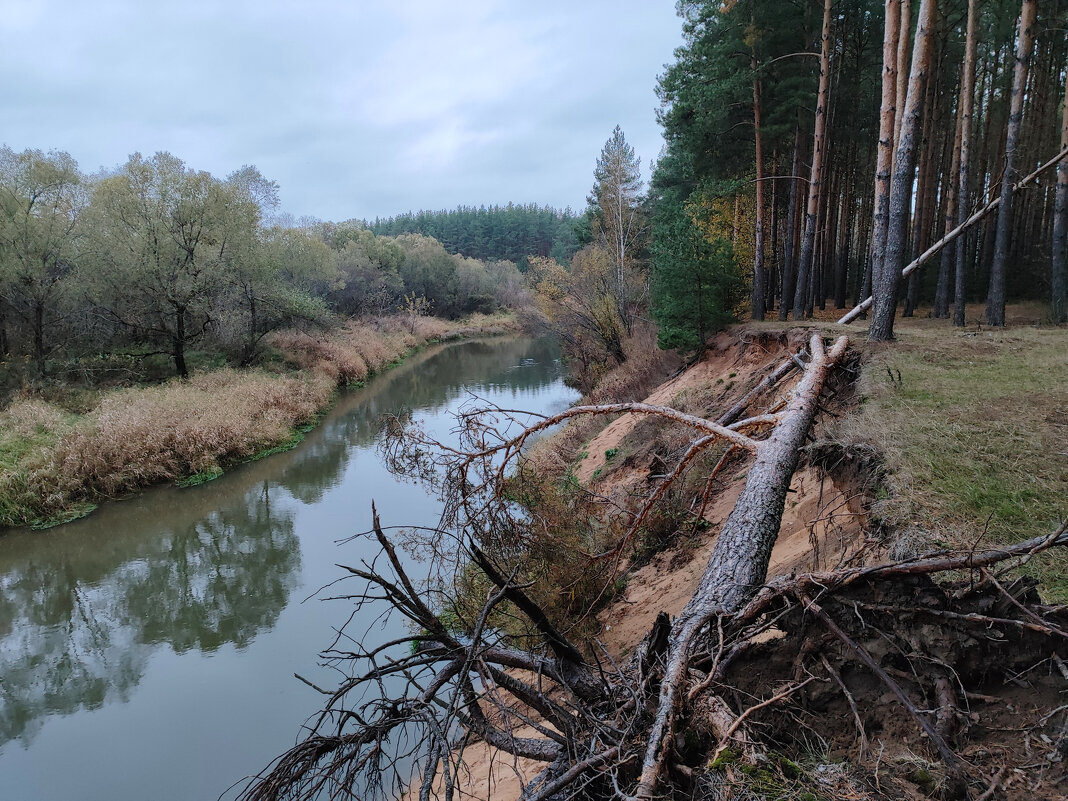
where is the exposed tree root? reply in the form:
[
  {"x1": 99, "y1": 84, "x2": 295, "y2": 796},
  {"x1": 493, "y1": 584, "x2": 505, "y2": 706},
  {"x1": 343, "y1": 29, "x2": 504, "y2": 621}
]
[{"x1": 238, "y1": 332, "x2": 1068, "y2": 801}]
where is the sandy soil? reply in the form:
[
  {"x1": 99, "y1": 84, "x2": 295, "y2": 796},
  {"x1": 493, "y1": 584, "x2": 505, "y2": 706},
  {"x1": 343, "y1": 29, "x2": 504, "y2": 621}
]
[{"x1": 408, "y1": 331, "x2": 868, "y2": 800}]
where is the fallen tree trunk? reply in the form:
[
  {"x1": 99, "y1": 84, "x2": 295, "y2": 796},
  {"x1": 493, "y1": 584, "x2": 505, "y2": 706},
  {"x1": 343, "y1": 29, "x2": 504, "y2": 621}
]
[
  {"x1": 244, "y1": 330, "x2": 1068, "y2": 801},
  {"x1": 632, "y1": 333, "x2": 848, "y2": 799}
]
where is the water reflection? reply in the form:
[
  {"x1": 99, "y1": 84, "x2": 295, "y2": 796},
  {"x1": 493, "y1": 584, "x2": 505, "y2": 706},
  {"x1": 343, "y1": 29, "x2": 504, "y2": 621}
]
[
  {"x1": 0, "y1": 482, "x2": 299, "y2": 748},
  {"x1": 272, "y1": 336, "x2": 564, "y2": 504},
  {"x1": 0, "y1": 336, "x2": 573, "y2": 800}
]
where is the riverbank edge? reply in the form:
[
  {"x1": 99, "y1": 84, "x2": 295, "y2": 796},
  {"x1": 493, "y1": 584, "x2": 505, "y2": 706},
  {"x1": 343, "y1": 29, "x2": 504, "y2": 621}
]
[{"x1": 0, "y1": 312, "x2": 521, "y2": 531}]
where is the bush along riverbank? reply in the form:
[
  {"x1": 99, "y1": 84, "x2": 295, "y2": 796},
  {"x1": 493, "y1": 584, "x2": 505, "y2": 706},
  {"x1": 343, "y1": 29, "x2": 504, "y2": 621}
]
[{"x1": 0, "y1": 312, "x2": 519, "y2": 530}]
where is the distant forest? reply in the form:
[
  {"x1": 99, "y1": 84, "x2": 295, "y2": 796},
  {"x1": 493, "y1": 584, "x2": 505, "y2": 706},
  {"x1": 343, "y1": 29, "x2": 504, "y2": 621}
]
[{"x1": 368, "y1": 204, "x2": 582, "y2": 268}]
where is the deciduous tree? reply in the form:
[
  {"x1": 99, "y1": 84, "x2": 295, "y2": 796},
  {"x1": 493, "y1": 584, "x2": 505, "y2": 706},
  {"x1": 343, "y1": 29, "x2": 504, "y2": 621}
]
[
  {"x1": 0, "y1": 147, "x2": 86, "y2": 375},
  {"x1": 88, "y1": 152, "x2": 257, "y2": 377}
]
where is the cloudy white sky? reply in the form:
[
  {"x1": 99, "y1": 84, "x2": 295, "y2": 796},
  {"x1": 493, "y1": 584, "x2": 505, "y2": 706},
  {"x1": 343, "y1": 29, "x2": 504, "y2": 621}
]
[{"x1": 1, "y1": 1, "x2": 682, "y2": 222}]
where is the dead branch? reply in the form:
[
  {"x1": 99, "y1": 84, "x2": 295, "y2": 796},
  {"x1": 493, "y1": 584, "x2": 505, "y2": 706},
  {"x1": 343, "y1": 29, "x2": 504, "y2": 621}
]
[
  {"x1": 711, "y1": 676, "x2": 818, "y2": 761},
  {"x1": 632, "y1": 334, "x2": 849, "y2": 800},
  {"x1": 801, "y1": 593, "x2": 967, "y2": 773}
]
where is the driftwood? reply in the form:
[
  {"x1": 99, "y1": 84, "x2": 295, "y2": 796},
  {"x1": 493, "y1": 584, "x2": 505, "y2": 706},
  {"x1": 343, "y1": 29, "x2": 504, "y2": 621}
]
[{"x1": 239, "y1": 331, "x2": 1068, "y2": 801}]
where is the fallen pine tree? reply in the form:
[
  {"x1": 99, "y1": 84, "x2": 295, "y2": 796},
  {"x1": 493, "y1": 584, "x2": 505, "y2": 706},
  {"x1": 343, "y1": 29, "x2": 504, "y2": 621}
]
[{"x1": 239, "y1": 332, "x2": 1068, "y2": 801}]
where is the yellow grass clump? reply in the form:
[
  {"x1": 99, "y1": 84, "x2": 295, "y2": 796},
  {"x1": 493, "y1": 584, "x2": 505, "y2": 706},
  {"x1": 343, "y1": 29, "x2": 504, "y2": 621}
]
[
  {"x1": 1, "y1": 312, "x2": 520, "y2": 529},
  {"x1": 1, "y1": 370, "x2": 332, "y2": 527}
]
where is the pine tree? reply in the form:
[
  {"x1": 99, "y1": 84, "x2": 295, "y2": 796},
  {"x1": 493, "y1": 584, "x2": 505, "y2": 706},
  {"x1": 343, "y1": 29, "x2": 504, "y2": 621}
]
[
  {"x1": 651, "y1": 196, "x2": 741, "y2": 351},
  {"x1": 588, "y1": 126, "x2": 644, "y2": 334}
]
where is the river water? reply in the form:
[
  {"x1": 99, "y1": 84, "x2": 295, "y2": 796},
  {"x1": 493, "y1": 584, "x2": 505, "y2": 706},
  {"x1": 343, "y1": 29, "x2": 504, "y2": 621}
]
[{"x1": 0, "y1": 337, "x2": 576, "y2": 801}]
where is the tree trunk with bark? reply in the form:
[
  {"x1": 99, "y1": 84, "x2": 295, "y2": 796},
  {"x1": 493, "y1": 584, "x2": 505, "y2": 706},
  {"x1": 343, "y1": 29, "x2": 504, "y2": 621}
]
[
  {"x1": 868, "y1": 0, "x2": 902, "y2": 328},
  {"x1": 935, "y1": 89, "x2": 964, "y2": 318},
  {"x1": 752, "y1": 52, "x2": 767, "y2": 321},
  {"x1": 1053, "y1": 73, "x2": 1068, "y2": 323},
  {"x1": 987, "y1": 0, "x2": 1037, "y2": 327},
  {"x1": 954, "y1": 0, "x2": 978, "y2": 327},
  {"x1": 633, "y1": 332, "x2": 850, "y2": 799},
  {"x1": 869, "y1": 0, "x2": 936, "y2": 342},
  {"x1": 780, "y1": 127, "x2": 803, "y2": 320},
  {"x1": 792, "y1": 0, "x2": 834, "y2": 321}
]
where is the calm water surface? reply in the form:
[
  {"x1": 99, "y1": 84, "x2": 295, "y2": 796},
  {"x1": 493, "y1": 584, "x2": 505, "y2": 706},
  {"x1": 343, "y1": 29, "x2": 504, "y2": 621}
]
[{"x1": 0, "y1": 337, "x2": 576, "y2": 801}]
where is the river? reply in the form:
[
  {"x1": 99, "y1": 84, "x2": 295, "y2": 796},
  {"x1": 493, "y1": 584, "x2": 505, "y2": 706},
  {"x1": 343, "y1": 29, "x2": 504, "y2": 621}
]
[{"x1": 0, "y1": 336, "x2": 577, "y2": 801}]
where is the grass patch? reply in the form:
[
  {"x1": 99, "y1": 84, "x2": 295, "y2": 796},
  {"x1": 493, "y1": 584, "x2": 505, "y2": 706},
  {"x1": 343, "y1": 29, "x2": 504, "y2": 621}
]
[
  {"x1": 176, "y1": 466, "x2": 225, "y2": 488},
  {"x1": 830, "y1": 325, "x2": 1068, "y2": 597},
  {"x1": 0, "y1": 312, "x2": 518, "y2": 530}
]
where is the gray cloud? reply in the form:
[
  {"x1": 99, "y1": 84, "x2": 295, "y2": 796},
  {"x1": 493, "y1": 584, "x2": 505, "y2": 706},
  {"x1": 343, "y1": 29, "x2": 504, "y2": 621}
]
[{"x1": 0, "y1": 0, "x2": 680, "y2": 221}]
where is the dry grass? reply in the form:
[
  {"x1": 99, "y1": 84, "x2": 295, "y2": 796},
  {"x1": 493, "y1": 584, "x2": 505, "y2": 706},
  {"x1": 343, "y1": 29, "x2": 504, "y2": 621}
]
[
  {"x1": 269, "y1": 313, "x2": 518, "y2": 383},
  {"x1": 0, "y1": 370, "x2": 333, "y2": 527},
  {"x1": 1, "y1": 312, "x2": 520, "y2": 529}
]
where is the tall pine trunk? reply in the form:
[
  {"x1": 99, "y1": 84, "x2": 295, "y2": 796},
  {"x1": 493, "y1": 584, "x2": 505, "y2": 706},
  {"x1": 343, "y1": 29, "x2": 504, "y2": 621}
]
[
  {"x1": 936, "y1": 93, "x2": 964, "y2": 318},
  {"x1": 779, "y1": 127, "x2": 802, "y2": 320},
  {"x1": 1052, "y1": 74, "x2": 1068, "y2": 323},
  {"x1": 986, "y1": 0, "x2": 1037, "y2": 327},
  {"x1": 751, "y1": 51, "x2": 767, "y2": 320},
  {"x1": 834, "y1": 157, "x2": 856, "y2": 308},
  {"x1": 893, "y1": 0, "x2": 912, "y2": 155},
  {"x1": 792, "y1": 0, "x2": 833, "y2": 321},
  {"x1": 868, "y1": 0, "x2": 902, "y2": 326},
  {"x1": 869, "y1": 0, "x2": 936, "y2": 342},
  {"x1": 904, "y1": 71, "x2": 939, "y2": 318}
]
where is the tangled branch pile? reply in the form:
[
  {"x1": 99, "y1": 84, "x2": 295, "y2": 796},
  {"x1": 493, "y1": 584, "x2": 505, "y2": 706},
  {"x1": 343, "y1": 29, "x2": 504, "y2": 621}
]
[{"x1": 240, "y1": 332, "x2": 1068, "y2": 801}]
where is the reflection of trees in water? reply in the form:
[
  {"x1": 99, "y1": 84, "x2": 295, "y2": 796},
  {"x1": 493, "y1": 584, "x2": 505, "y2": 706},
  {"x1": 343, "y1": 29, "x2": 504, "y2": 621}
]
[
  {"x1": 0, "y1": 336, "x2": 566, "y2": 751},
  {"x1": 274, "y1": 337, "x2": 564, "y2": 504},
  {"x1": 0, "y1": 484, "x2": 299, "y2": 748}
]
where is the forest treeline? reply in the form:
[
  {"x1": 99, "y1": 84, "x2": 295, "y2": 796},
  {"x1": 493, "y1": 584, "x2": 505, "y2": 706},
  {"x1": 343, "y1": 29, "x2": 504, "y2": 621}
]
[
  {"x1": 649, "y1": 0, "x2": 1068, "y2": 341},
  {"x1": 5, "y1": 0, "x2": 1066, "y2": 403},
  {"x1": 0, "y1": 149, "x2": 527, "y2": 385},
  {"x1": 509, "y1": 0, "x2": 1068, "y2": 388},
  {"x1": 367, "y1": 204, "x2": 581, "y2": 269}
]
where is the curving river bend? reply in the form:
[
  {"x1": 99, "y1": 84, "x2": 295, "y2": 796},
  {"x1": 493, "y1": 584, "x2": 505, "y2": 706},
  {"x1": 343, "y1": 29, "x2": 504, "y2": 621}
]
[{"x1": 0, "y1": 337, "x2": 577, "y2": 801}]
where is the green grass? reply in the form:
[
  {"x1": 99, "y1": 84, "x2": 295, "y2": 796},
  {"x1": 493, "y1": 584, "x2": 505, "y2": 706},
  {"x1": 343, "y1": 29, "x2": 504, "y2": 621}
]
[
  {"x1": 175, "y1": 466, "x2": 225, "y2": 488},
  {"x1": 831, "y1": 325, "x2": 1068, "y2": 597}
]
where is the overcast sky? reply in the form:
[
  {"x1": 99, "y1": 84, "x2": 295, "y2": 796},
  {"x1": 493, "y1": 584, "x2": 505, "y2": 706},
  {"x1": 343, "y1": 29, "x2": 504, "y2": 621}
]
[{"x1": 1, "y1": 1, "x2": 682, "y2": 222}]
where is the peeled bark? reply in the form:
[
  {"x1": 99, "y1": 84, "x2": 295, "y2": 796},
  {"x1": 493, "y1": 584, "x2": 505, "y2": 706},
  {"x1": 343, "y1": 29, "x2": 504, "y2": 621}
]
[
  {"x1": 792, "y1": 0, "x2": 834, "y2": 321},
  {"x1": 869, "y1": 0, "x2": 936, "y2": 342},
  {"x1": 987, "y1": 0, "x2": 1037, "y2": 327},
  {"x1": 634, "y1": 333, "x2": 850, "y2": 799}
]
